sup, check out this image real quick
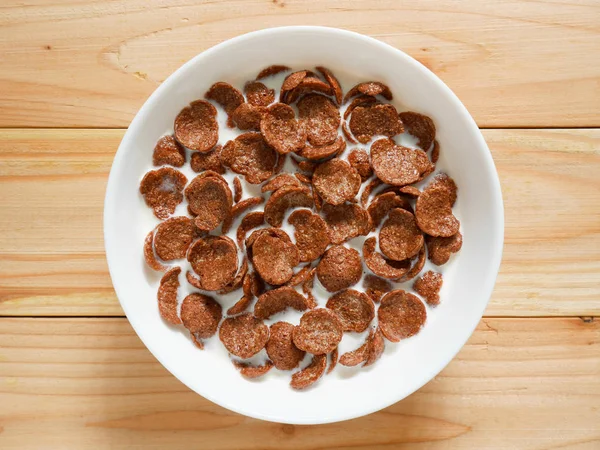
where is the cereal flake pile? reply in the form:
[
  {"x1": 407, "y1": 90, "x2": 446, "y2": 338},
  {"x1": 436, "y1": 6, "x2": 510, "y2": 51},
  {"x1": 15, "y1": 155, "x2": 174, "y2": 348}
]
[{"x1": 140, "y1": 65, "x2": 462, "y2": 389}]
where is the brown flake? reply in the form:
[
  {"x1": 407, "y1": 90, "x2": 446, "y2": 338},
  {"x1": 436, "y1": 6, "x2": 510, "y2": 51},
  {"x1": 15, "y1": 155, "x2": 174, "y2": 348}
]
[
  {"x1": 414, "y1": 270, "x2": 443, "y2": 306},
  {"x1": 251, "y1": 228, "x2": 299, "y2": 285},
  {"x1": 362, "y1": 237, "x2": 411, "y2": 280},
  {"x1": 154, "y1": 216, "x2": 194, "y2": 261},
  {"x1": 326, "y1": 289, "x2": 375, "y2": 333},
  {"x1": 264, "y1": 185, "x2": 313, "y2": 227},
  {"x1": 292, "y1": 308, "x2": 343, "y2": 355},
  {"x1": 312, "y1": 159, "x2": 361, "y2": 206},
  {"x1": 399, "y1": 111, "x2": 436, "y2": 150},
  {"x1": 254, "y1": 286, "x2": 310, "y2": 319},
  {"x1": 266, "y1": 321, "x2": 306, "y2": 371},
  {"x1": 415, "y1": 173, "x2": 460, "y2": 237},
  {"x1": 236, "y1": 211, "x2": 264, "y2": 248},
  {"x1": 297, "y1": 94, "x2": 340, "y2": 146},
  {"x1": 316, "y1": 245, "x2": 362, "y2": 292},
  {"x1": 244, "y1": 81, "x2": 275, "y2": 107},
  {"x1": 221, "y1": 132, "x2": 278, "y2": 183},
  {"x1": 379, "y1": 208, "x2": 424, "y2": 261},
  {"x1": 288, "y1": 209, "x2": 331, "y2": 262},
  {"x1": 185, "y1": 175, "x2": 232, "y2": 231},
  {"x1": 140, "y1": 167, "x2": 187, "y2": 219},
  {"x1": 174, "y1": 99, "x2": 219, "y2": 152},
  {"x1": 219, "y1": 313, "x2": 269, "y2": 358},
  {"x1": 187, "y1": 236, "x2": 238, "y2": 291},
  {"x1": 321, "y1": 203, "x2": 370, "y2": 244},
  {"x1": 371, "y1": 138, "x2": 433, "y2": 186},
  {"x1": 157, "y1": 267, "x2": 182, "y2": 325},
  {"x1": 260, "y1": 103, "x2": 306, "y2": 155},
  {"x1": 290, "y1": 354, "x2": 326, "y2": 390},
  {"x1": 427, "y1": 231, "x2": 463, "y2": 266},
  {"x1": 180, "y1": 293, "x2": 222, "y2": 339},
  {"x1": 153, "y1": 135, "x2": 185, "y2": 167},
  {"x1": 378, "y1": 290, "x2": 426, "y2": 342}
]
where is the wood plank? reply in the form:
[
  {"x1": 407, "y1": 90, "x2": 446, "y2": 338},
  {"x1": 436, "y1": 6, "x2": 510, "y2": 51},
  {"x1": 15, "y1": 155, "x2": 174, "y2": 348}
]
[
  {"x1": 0, "y1": 0, "x2": 599, "y2": 128},
  {"x1": 0, "y1": 317, "x2": 598, "y2": 449},
  {"x1": 0, "y1": 129, "x2": 599, "y2": 317}
]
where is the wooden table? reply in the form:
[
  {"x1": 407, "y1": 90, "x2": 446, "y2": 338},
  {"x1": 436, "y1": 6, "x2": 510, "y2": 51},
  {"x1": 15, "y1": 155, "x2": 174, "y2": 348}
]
[{"x1": 1, "y1": 1, "x2": 599, "y2": 448}]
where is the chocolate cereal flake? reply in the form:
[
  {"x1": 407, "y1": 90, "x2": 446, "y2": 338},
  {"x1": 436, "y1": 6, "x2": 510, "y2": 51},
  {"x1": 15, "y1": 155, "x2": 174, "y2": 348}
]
[
  {"x1": 140, "y1": 167, "x2": 187, "y2": 219},
  {"x1": 290, "y1": 354, "x2": 326, "y2": 390},
  {"x1": 293, "y1": 308, "x2": 343, "y2": 355},
  {"x1": 426, "y1": 231, "x2": 463, "y2": 266},
  {"x1": 344, "y1": 81, "x2": 393, "y2": 103},
  {"x1": 266, "y1": 322, "x2": 306, "y2": 371},
  {"x1": 297, "y1": 136, "x2": 346, "y2": 161},
  {"x1": 251, "y1": 229, "x2": 299, "y2": 285},
  {"x1": 180, "y1": 293, "x2": 222, "y2": 339},
  {"x1": 184, "y1": 175, "x2": 232, "y2": 231},
  {"x1": 399, "y1": 111, "x2": 436, "y2": 151},
  {"x1": 260, "y1": 103, "x2": 306, "y2": 155},
  {"x1": 326, "y1": 289, "x2": 375, "y2": 333},
  {"x1": 236, "y1": 211, "x2": 264, "y2": 248},
  {"x1": 297, "y1": 94, "x2": 340, "y2": 146},
  {"x1": 367, "y1": 191, "x2": 413, "y2": 229},
  {"x1": 363, "y1": 274, "x2": 392, "y2": 303},
  {"x1": 348, "y1": 104, "x2": 403, "y2": 144},
  {"x1": 255, "y1": 286, "x2": 310, "y2": 319},
  {"x1": 348, "y1": 149, "x2": 373, "y2": 181},
  {"x1": 316, "y1": 245, "x2": 362, "y2": 292},
  {"x1": 205, "y1": 82, "x2": 244, "y2": 126},
  {"x1": 378, "y1": 290, "x2": 426, "y2": 342},
  {"x1": 364, "y1": 327, "x2": 385, "y2": 367},
  {"x1": 232, "y1": 103, "x2": 265, "y2": 131},
  {"x1": 256, "y1": 65, "x2": 290, "y2": 80},
  {"x1": 312, "y1": 159, "x2": 361, "y2": 206},
  {"x1": 288, "y1": 209, "x2": 331, "y2": 262},
  {"x1": 379, "y1": 208, "x2": 424, "y2": 261},
  {"x1": 174, "y1": 100, "x2": 219, "y2": 152},
  {"x1": 362, "y1": 237, "x2": 410, "y2": 281},
  {"x1": 187, "y1": 236, "x2": 238, "y2": 291},
  {"x1": 339, "y1": 341, "x2": 369, "y2": 367},
  {"x1": 153, "y1": 135, "x2": 185, "y2": 167},
  {"x1": 371, "y1": 138, "x2": 432, "y2": 186},
  {"x1": 264, "y1": 185, "x2": 313, "y2": 227},
  {"x1": 244, "y1": 81, "x2": 275, "y2": 107},
  {"x1": 219, "y1": 313, "x2": 269, "y2": 359},
  {"x1": 414, "y1": 270, "x2": 443, "y2": 306},
  {"x1": 227, "y1": 295, "x2": 253, "y2": 316},
  {"x1": 233, "y1": 360, "x2": 273, "y2": 379},
  {"x1": 144, "y1": 231, "x2": 168, "y2": 272},
  {"x1": 190, "y1": 146, "x2": 225, "y2": 174},
  {"x1": 316, "y1": 66, "x2": 343, "y2": 105},
  {"x1": 261, "y1": 173, "x2": 301, "y2": 193},
  {"x1": 322, "y1": 203, "x2": 370, "y2": 244},
  {"x1": 222, "y1": 132, "x2": 278, "y2": 184},
  {"x1": 154, "y1": 216, "x2": 194, "y2": 261},
  {"x1": 157, "y1": 267, "x2": 182, "y2": 325},
  {"x1": 415, "y1": 174, "x2": 460, "y2": 237}
]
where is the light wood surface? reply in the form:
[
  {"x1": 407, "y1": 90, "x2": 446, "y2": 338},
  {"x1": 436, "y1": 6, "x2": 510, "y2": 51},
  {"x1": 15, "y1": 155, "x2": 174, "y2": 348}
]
[
  {"x1": 0, "y1": 317, "x2": 598, "y2": 449},
  {"x1": 0, "y1": 129, "x2": 598, "y2": 317},
  {"x1": 1, "y1": 1, "x2": 599, "y2": 446},
  {"x1": 0, "y1": 0, "x2": 599, "y2": 128}
]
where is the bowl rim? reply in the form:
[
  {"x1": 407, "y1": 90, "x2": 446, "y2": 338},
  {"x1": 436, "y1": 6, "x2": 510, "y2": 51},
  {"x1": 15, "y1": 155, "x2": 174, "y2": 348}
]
[{"x1": 104, "y1": 25, "x2": 504, "y2": 424}]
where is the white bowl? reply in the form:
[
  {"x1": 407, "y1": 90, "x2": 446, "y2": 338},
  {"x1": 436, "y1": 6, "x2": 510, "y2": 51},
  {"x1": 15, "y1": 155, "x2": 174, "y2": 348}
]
[{"x1": 104, "y1": 26, "x2": 504, "y2": 425}]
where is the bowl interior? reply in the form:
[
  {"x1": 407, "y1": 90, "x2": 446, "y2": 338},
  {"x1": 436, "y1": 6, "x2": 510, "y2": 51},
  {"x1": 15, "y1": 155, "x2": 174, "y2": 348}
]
[{"x1": 104, "y1": 26, "x2": 503, "y2": 424}]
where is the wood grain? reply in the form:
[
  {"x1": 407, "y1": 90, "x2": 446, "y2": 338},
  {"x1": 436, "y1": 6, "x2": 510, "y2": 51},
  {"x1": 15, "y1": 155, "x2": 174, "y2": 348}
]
[
  {"x1": 0, "y1": 317, "x2": 598, "y2": 449},
  {"x1": 1, "y1": 0, "x2": 599, "y2": 128},
  {"x1": 1, "y1": 129, "x2": 598, "y2": 317}
]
